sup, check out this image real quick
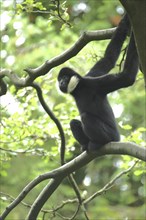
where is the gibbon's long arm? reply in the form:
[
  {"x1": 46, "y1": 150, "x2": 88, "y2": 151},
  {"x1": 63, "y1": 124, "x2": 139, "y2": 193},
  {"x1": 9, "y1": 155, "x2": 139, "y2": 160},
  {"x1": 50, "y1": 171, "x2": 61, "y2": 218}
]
[
  {"x1": 58, "y1": 14, "x2": 139, "y2": 152},
  {"x1": 83, "y1": 33, "x2": 139, "y2": 94},
  {"x1": 86, "y1": 14, "x2": 130, "y2": 77}
]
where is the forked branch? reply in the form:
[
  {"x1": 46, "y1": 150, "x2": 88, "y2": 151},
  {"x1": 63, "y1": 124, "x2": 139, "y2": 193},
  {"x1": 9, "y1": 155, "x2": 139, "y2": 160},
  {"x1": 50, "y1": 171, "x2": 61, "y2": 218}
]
[{"x1": 1, "y1": 142, "x2": 145, "y2": 219}]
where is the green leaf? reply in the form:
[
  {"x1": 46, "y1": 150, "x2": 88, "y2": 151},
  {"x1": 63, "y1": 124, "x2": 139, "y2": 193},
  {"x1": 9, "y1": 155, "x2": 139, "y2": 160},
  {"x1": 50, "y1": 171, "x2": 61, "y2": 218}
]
[
  {"x1": 122, "y1": 124, "x2": 132, "y2": 130},
  {"x1": 35, "y1": 2, "x2": 46, "y2": 11}
]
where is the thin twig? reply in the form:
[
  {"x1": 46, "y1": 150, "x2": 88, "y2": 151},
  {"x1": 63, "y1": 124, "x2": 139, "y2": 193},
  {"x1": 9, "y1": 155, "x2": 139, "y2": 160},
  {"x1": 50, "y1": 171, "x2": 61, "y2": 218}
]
[
  {"x1": 55, "y1": 0, "x2": 71, "y2": 27},
  {"x1": 84, "y1": 160, "x2": 139, "y2": 204}
]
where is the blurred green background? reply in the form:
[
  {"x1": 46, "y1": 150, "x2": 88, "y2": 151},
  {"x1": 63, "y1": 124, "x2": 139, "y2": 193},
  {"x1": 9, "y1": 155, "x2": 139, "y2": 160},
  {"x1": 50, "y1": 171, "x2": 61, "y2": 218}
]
[{"x1": 0, "y1": 0, "x2": 145, "y2": 219}]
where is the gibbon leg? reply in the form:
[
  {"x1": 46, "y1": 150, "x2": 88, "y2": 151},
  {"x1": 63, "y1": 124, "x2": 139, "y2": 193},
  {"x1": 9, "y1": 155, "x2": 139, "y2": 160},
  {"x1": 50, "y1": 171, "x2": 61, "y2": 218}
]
[{"x1": 70, "y1": 119, "x2": 89, "y2": 151}]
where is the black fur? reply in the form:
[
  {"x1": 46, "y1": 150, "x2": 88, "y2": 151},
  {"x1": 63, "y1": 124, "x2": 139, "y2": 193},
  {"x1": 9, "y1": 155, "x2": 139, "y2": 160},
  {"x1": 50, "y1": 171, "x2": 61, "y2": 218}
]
[{"x1": 58, "y1": 15, "x2": 139, "y2": 151}]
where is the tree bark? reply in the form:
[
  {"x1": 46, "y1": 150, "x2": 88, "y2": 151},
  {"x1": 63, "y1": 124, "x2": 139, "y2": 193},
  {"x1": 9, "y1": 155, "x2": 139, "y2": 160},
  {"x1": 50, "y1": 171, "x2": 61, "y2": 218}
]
[{"x1": 120, "y1": 0, "x2": 146, "y2": 83}]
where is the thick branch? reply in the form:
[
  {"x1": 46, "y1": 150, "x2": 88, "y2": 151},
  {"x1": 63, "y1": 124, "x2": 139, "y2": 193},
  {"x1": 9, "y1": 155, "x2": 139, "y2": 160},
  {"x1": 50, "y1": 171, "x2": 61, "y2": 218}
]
[
  {"x1": 1, "y1": 142, "x2": 145, "y2": 219},
  {"x1": 24, "y1": 28, "x2": 116, "y2": 83},
  {"x1": 26, "y1": 142, "x2": 145, "y2": 219},
  {"x1": 26, "y1": 177, "x2": 63, "y2": 219},
  {"x1": 0, "y1": 28, "x2": 115, "y2": 92},
  {"x1": 0, "y1": 78, "x2": 7, "y2": 96},
  {"x1": 53, "y1": 142, "x2": 145, "y2": 178},
  {"x1": 120, "y1": 0, "x2": 146, "y2": 82},
  {"x1": 0, "y1": 160, "x2": 138, "y2": 218},
  {"x1": 0, "y1": 69, "x2": 26, "y2": 87}
]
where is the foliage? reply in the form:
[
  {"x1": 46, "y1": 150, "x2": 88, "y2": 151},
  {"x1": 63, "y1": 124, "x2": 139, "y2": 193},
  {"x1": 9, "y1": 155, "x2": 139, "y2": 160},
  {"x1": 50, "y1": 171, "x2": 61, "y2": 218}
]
[{"x1": 0, "y1": 0, "x2": 145, "y2": 219}]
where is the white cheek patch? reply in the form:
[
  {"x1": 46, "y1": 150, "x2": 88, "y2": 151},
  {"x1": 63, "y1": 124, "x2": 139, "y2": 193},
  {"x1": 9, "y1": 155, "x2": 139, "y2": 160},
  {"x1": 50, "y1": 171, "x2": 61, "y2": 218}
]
[{"x1": 67, "y1": 76, "x2": 79, "y2": 93}]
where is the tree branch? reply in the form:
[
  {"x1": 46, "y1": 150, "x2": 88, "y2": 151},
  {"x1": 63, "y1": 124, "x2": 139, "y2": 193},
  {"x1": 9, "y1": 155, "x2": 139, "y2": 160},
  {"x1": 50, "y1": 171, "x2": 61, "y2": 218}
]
[
  {"x1": 0, "y1": 28, "x2": 116, "y2": 92},
  {"x1": 120, "y1": 0, "x2": 146, "y2": 82},
  {"x1": 26, "y1": 142, "x2": 145, "y2": 219},
  {"x1": 0, "y1": 77, "x2": 7, "y2": 96},
  {"x1": 55, "y1": 0, "x2": 71, "y2": 27},
  {"x1": 0, "y1": 69, "x2": 26, "y2": 88},
  {"x1": 31, "y1": 82, "x2": 66, "y2": 165},
  {"x1": 83, "y1": 160, "x2": 139, "y2": 204},
  {"x1": 0, "y1": 160, "x2": 139, "y2": 219},
  {"x1": 26, "y1": 177, "x2": 63, "y2": 219},
  {"x1": 31, "y1": 82, "x2": 85, "y2": 214},
  {"x1": 1, "y1": 142, "x2": 145, "y2": 219},
  {"x1": 25, "y1": 28, "x2": 116, "y2": 83}
]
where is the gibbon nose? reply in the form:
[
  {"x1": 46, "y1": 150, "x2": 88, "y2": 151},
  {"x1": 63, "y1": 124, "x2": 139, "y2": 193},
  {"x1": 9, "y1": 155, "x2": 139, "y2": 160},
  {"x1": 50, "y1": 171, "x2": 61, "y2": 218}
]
[
  {"x1": 59, "y1": 79, "x2": 67, "y2": 93},
  {"x1": 59, "y1": 79, "x2": 65, "y2": 88}
]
